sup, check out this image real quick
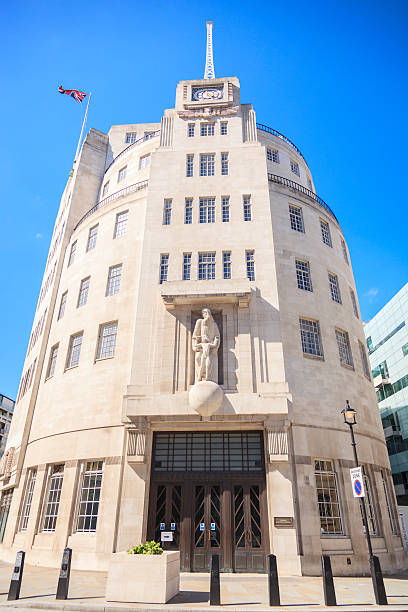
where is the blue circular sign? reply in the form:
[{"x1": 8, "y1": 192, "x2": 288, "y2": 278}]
[{"x1": 354, "y1": 479, "x2": 362, "y2": 496}]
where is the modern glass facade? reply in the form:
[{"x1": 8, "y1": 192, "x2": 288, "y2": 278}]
[{"x1": 0, "y1": 394, "x2": 14, "y2": 457}]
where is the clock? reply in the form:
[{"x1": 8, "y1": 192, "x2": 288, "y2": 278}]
[{"x1": 192, "y1": 87, "x2": 223, "y2": 101}]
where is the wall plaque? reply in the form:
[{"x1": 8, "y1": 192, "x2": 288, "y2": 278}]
[{"x1": 274, "y1": 517, "x2": 294, "y2": 528}]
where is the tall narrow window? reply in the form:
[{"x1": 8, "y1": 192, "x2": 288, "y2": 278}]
[
  {"x1": 350, "y1": 289, "x2": 359, "y2": 318},
  {"x1": 68, "y1": 241, "x2": 77, "y2": 266},
  {"x1": 41, "y1": 465, "x2": 64, "y2": 532},
  {"x1": 290, "y1": 160, "x2": 300, "y2": 176},
  {"x1": 66, "y1": 332, "x2": 83, "y2": 369},
  {"x1": 299, "y1": 318, "x2": 323, "y2": 357},
  {"x1": 77, "y1": 277, "x2": 90, "y2": 307},
  {"x1": 320, "y1": 219, "x2": 332, "y2": 246},
  {"x1": 117, "y1": 166, "x2": 127, "y2": 182},
  {"x1": 183, "y1": 253, "x2": 192, "y2": 280},
  {"x1": 267, "y1": 148, "x2": 279, "y2": 163},
  {"x1": 223, "y1": 252, "x2": 231, "y2": 279},
  {"x1": 243, "y1": 195, "x2": 252, "y2": 221},
  {"x1": 200, "y1": 154, "x2": 215, "y2": 176},
  {"x1": 381, "y1": 470, "x2": 398, "y2": 535},
  {"x1": 307, "y1": 177, "x2": 313, "y2": 190},
  {"x1": 184, "y1": 198, "x2": 193, "y2": 224},
  {"x1": 186, "y1": 154, "x2": 194, "y2": 177},
  {"x1": 46, "y1": 344, "x2": 59, "y2": 379},
  {"x1": 362, "y1": 469, "x2": 377, "y2": 535},
  {"x1": 0, "y1": 490, "x2": 13, "y2": 543},
  {"x1": 359, "y1": 341, "x2": 371, "y2": 379},
  {"x1": 335, "y1": 329, "x2": 353, "y2": 367},
  {"x1": 221, "y1": 196, "x2": 230, "y2": 222},
  {"x1": 86, "y1": 225, "x2": 98, "y2": 252},
  {"x1": 75, "y1": 461, "x2": 103, "y2": 533},
  {"x1": 163, "y1": 199, "x2": 172, "y2": 225},
  {"x1": 314, "y1": 459, "x2": 344, "y2": 535},
  {"x1": 246, "y1": 250, "x2": 255, "y2": 281},
  {"x1": 296, "y1": 260, "x2": 313, "y2": 292},
  {"x1": 188, "y1": 123, "x2": 195, "y2": 137},
  {"x1": 199, "y1": 197, "x2": 216, "y2": 223},
  {"x1": 200, "y1": 123, "x2": 215, "y2": 136},
  {"x1": 96, "y1": 322, "x2": 118, "y2": 359},
  {"x1": 328, "y1": 272, "x2": 342, "y2": 303},
  {"x1": 106, "y1": 264, "x2": 122, "y2": 296},
  {"x1": 220, "y1": 121, "x2": 228, "y2": 135},
  {"x1": 102, "y1": 181, "x2": 109, "y2": 198},
  {"x1": 341, "y1": 238, "x2": 349, "y2": 264},
  {"x1": 58, "y1": 291, "x2": 67, "y2": 320},
  {"x1": 114, "y1": 211, "x2": 128, "y2": 238},
  {"x1": 198, "y1": 252, "x2": 216, "y2": 280},
  {"x1": 159, "y1": 254, "x2": 169, "y2": 284},
  {"x1": 19, "y1": 469, "x2": 37, "y2": 531},
  {"x1": 139, "y1": 154, "x2": 151, "y2": 169},
  {"x1": 221, "y1": 152, "x2": 229, "y2": 175},
  {"x1": 289, "y1": 205, "x2": 304, "y2": 232}
]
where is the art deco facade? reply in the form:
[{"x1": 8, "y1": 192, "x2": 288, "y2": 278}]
[{"x1": 0, "y1": 75, "x2": 406, "y2": 575}]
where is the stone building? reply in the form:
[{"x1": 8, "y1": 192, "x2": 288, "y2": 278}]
[{"x1": 0, "y1": 44, "x2": 406, "y2": 574}]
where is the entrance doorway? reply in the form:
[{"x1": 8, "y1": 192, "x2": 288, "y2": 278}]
[{"x1": 147, "y1": 431, "x2": 269, "y2": 572}]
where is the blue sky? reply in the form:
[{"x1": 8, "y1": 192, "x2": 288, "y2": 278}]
[{"x1": 1, "y1": 0, "x2": 407, "y2": 399}]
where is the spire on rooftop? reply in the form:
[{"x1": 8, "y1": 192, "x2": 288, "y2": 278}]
[{"x1": 204, "y1": 21, "x2": 215, "y2": 79}]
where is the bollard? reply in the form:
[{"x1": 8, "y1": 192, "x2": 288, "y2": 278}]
[
  {"x1": 8, "y1": 550, "x2": 25, "y2": 601},
  {"x1": 370, "y1": 555, "x2": 387, "y2": 606},
  {"x1": 268, "y1": 554, "x2": 281, "y2": 606},
  {"x1": 209, "y1": 554, "x2": 220, "y2": 606},
  {"x1": 56, "y1": 547, "x2": 72, "y2": 600},
  {"x1": 321, "y1": 555, "x2": 336, "y2": 606}
]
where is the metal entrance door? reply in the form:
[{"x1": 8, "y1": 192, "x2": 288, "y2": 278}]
[
  {"x1": 192, "y1": 484, "x2": 223, "y2": 571},
  {"x1": 233, "y1": 484, "x2": 266, "y2": 572}
]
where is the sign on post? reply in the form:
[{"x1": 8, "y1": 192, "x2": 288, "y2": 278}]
[{"x1": 350, "y1": 467, "x2": 365, "y2": 498}]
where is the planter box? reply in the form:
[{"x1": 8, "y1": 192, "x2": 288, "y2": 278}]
[{"x1": 105, "y1": 550, "x2": 180, "y2": 604}]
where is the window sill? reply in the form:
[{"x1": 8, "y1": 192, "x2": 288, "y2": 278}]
[
  {"x1": 340, "y1": 363, "x2": 354, "y2": 371},
  {"x1": 44, "y1": 375, "x2": 54, "y2": 382},
  {"x1": 320, "y1": 534, "x2": 347, "y2": 538},
  {"x1": 64, "y1": 365, "x2": 79, "y2": 372},
  {"x1": 94, "y1": 356, "x2": 115, "y2": 363},
  {"x1": 303, "y1": 353, "x2": 324, "y2": 361}
]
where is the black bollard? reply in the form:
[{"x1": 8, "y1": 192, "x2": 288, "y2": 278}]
[
  {"x1": 210, "y1": 554, "x2": 220, "y2": 606},
  {"x1": 268, "y1": 554, "x2": 281, "y2": 606},
  {"x1": 370, "y1": 555, "x2": 387, "y2": 606},
  {"x1": 321, "y1": 555, "x2": 337, "y2": 606},
  {"x1": 56, "y1": 547, "x2": 72, "y2": 600},
  {"x1": 8, "y1": 550, "x2": 25, "y2": 601}
]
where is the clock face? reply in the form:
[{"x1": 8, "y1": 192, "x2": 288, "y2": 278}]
[{"x1": 192, "y1": 87, "x2": 223, "y2": 101}]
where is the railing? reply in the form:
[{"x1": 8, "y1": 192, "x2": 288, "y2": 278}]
[
  {"x1": 104, "y1": 131, "x2": 160, "y2": 174},
  {"x1": 256, "y1": 123, "x2": 306, "y2": 162},
  {"x1": 73, "y1": 180, "x2": 149, "y2": 231},
  {"x1": 268, "y1": 174, "x2": 338, "y2": 223}
]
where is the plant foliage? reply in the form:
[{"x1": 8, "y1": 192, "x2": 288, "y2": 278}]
[{"x1": 127, "y1": 541, "x2": 163, "y2": 555}]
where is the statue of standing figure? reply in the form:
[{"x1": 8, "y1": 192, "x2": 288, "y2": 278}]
[{"x1": 192, "y1": 308, "x2": 220, "y2": 383}]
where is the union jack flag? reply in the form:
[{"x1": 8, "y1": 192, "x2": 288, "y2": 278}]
[{"x1": 58, "y1": 85, "x2": 87, "y2": 103}]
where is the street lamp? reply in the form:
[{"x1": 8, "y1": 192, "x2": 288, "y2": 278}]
[{"x1": 342, "y1": 401, "x2": 387, "y2": 606}]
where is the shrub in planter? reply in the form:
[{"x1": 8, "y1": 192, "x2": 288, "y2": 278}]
[{"x1": 127, "y1": 541, "x2": 163, "y2": 555}]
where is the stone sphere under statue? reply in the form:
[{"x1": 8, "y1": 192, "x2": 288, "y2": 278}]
[{"x1": 189, "y1": 380, "x2": 223, "y2": 417}]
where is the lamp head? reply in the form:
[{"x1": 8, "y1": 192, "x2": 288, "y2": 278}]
[{"x1": 342, "y1": 400, "x2": 357, "y2": 425}]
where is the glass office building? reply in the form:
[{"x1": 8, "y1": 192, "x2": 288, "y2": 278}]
[{"x1": 0, "y1": 395, "x2": 14, "y2": 458}]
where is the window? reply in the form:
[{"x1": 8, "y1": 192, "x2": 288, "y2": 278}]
[
  {"x1": 341, "y1": 238, "x2": 349, "y2": 264},
  {"x1": 222, "y1": 196, "x2": 230, "y2": 222},
  {"x1": 86, "y1": 225, "x2": 98, "y2": 252},
  {"x1": 200, "y1": 122, "x2": 215, "y2": 136},
  {"x1": 290, "y1": 160, "x2": 300, "y2": 176},
  {"x1": 144, "y1": 131, "x2": 155, "y2": 140},
  {"x1": 296, "y1": 260, "x2": 313, "y2": 292},
  {"x1": 183, "y1": 253, "x2": 191, "y2": 280},
  {"x1": 75, "y1": 461, "x2": 103, "y2": 533},
  {"x1": 186, "y1": 154, "x2": 194, "y2": 177},
  {"x1": 117, "y1": 166, "x2": 127, "y2": 182},
  {"x1": 125, "y1": 132, "x2": 137, "y2": 144},
  {"x1": 184, "y1": 198, "x2": 193, "y2": 224},
  {"x1": 139, "y1": 154, "x2": 151, "y2": 169},
  {"x1": 200, "y1": 154, "x2": 215, "y2": 176},
  {"x1": 198, "y1": 252, "x2": 216, "y2": 280},
  {"x1": 307, "y1": 177, "x2": 313, "y2": 190},
  {"x1": 199, "y1": 197, "x2": 216, "y2": 223},
  {"x1": 66, "y1": 332, "x2": 83, "y2": 369},
  {"x1": 106, "y1": 264, "x2": 122, "y2": 296},
  {"x1": 335, "y1": 329, "x2": 353, "y2": 367},
  {"x1": 359, "y1": 341, "x2": 371, "y2": 379},
  {"x1": 77, "y1": 277, "x2": 90, "y2": 307},
  {"x1": 58, "y1": 291, "x2": 67, "y2": 320},
  {"x1": 328, "y1": 272, "x2": 342, "y2": 303},
  {"x1": 159, "y1": 254, "x2": 169, "y2": 284},
  {"x1": 289, "y1": 205, "x2": 304, "y2": 232},
  {"x1": 350, "y1": 289, "x2": 359, "y2": 318},
  {"x1": 320, "y1": 219, "x2": 332, "y2": 246},
  {"x1": 41, "y1": 465, "x2": 64, "y2": 532},
  {"x1": 300, "y1": 318, "x2": 323, "y2": 357},
  {"x1": 267, "y1": 148, "x2": 279, "y2": 163},
  {"x1": 243, "y1": 195, "x2": 252, "y2": 221},
  {"x1": 372, "y1": 360, "x2": 389, "y2": 380},
  {"x1": 381, "y1": 470, "x2": 398, "y2": 535},
  {"x1": 188, "y1": 123, "x2": 195, "y2": 137},
  {"x1": 223, "y1": 252, "x2": 231, "y2": 279},
  {"x1": 46, "y1": 344, "x2": 58, "y2": 379},
  {"x1": 163, "y1": 199, "x2": 172, "y2": 225},
  {"x1": 96, "y1": 322, "x2": 118, "y2": 359},
  {"x1": 0, "y1": 490, "x2": 13, "y2": 543},
  {"x1": 18, "y1": 469, "x2": 37, "y2": 531},
  {"x1": 403, "y1": 343, "x2": 408, "y2": 357},
  {"x1": 68, "y1": 241, "x2": 77, "y2": 266},
  {"x1": 221, "y1": 152, "x2": 229, "y2": 175},
  {"x1": 246, "y1": 250, "x2": 255, "y2": 281},
  {"x1": 314, "y1": 459, "x2": 344, "y2": 535},
  {"x1": 362, "y1": 470, "x2": 377, "y2": 535},
  {"x1": 102, "y1": 181, "x2": 109, "y2": 198},
  {"x1": 220, "y1": 122, "x2": 228, "y2": 135},
  {"x1": 114, "y1": 211, "x2": 128, "y2": 238}
]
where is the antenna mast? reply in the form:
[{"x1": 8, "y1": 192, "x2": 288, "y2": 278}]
[{"x1": 204, "y1": 21, "x2": 215, "y2": 79}]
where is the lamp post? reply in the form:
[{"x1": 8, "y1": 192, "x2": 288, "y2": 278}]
[{"x1": 342, "y1": 401, "x2": 387, "y2": 605}]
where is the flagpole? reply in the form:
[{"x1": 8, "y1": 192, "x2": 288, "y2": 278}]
[{"x1": 73, "y1": 92, "x2": 92, "y2": 164}]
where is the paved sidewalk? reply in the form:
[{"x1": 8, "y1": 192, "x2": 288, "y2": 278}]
[{"x1": 0, "y1": 560, "x2": 407, "y2": 611}]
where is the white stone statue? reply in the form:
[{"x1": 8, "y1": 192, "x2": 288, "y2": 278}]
[{"x1": 192, "y1": 308, "x2": 220, "y2": 383}]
